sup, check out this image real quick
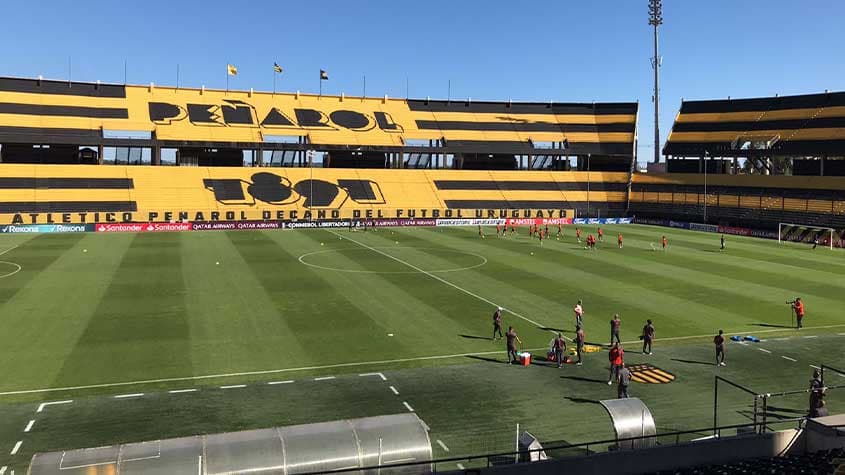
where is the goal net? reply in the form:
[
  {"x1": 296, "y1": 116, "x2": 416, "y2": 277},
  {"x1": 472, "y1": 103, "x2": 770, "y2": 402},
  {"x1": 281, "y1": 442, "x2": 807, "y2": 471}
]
[{"x1": 778, "y1": 223, "x2": 835, "y2": 250}]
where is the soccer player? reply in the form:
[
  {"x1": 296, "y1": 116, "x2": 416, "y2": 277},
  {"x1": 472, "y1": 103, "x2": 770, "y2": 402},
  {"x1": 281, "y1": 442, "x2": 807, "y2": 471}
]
[
  {"x1": 544, "y1": 224, "x2": 549, "y2": 238},
  {"x1": 587, "y1": 234, "x2": 596, "y2": 250},
  {"x1": 608, "y1": 342, "x2": 624, "y2": 384},
  {"x1": 510, "y1": 224, "x2": 516, "y2": 236},
  {"x1": 574, "y1": 325, "x2": 585, "y2": 365},
  {"x1": 598, "y1": 227, "x2": 604, "y2": 242},
  {"x1": 529, "y1": 225, "x2": 534, "y2": 239},
  {"x1": 492, "y1": 307, "x2": 504, "y2": 340},
  {"x1": 618, "y1": 233, "x2": 624, "y2": 249},
  {"x1": 641, "y1": 319, "x2": 655, "y2": 355},
  {"x1": 792, "y1": 297, "x2": 805, "y2": 329},
  {"x1": 478, "y1": 225, "x2": 484, "y2": 239},
  {"x1": 662, "y1": 235, "x2": 668, "y2": 251},
  {"x1": 576, "y1": 227, "x2": 582, "y2": 243},
  {"x1": 813, "y1": 235, "x2": 819, "y2": 249},
  {"x1": 714, "y1": 329, "x2": 726, "y2": 366},
  {"x1": 506, "y1": 326, "x2": 522, "y2": 364},
  {"x1": 574, "y1": 300, "x2": 584, "y2": 327},
  {"x1": 496, "y1": 223, "x2": 502, "y2": 237},
  {"x1": 720, "y1": 234, "x2": 726, "y2": 251},
  {"x1": 538, "y1": 228, "x2": 544, "y2": 246},
  {"x1": 553, "y1": 333, "x2": 567, "y2": 368},
  {"x1": 610, "y1": 313, "x2": 622, "y2": 345},
  {"x1": 617, "y1": 363, "x2": 632, "y2": 399},
  {"x1": 557, "y1": 223, "x2": 563, "y2": 238}
]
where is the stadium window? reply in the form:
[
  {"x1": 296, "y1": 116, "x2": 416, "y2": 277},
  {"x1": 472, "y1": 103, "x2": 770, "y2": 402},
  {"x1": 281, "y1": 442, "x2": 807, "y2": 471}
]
[
  {"x1": 532, "y1": 141, "x2": 555, "y2": 149},
  {"x1": 403, "y1": 138, "x2": 432, "y2": 147},
  {"x1": 160, "y1": 148, "x2": 177, "y2": 166}
]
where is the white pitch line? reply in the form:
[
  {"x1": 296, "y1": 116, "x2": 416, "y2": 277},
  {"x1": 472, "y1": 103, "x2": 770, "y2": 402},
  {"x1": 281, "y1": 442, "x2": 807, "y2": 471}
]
[
  {"x1": 403, "y1": 401, "x2": 415, "y2": 412},
  {"x1": 620, "y1": 323, "x2": 845, "y2": 346},
  {"x1": 757, "y1": 348, "x2": 772, "y2": 354},
  {"x1": 838, "y1": 333, "x2": 845, "y2": 336},
  {"x1": 0, "y1": 246, "x2": 18, "y2": 257},
  {"x1": 267, "y1": 380, "x2": 294, "y2": 385},
  {"x1": 359, "y1": 372, "x2": 388, "y2": 381},
  {"x1": 220, "y1": 385, "x2": 246, "y2": 389},
  {"x1": 457, "y1": 463, "x2": 465, "y2": 470},
  {"x1": 314, "y1": 376, "x2": 336, "y2": 381},
  {"x1": 36, "y1": 400, "x2": 72, "y2": 413},
  {"x1": 810, "y1": 365, "x2": 821, "y2": 370},
  {"x1": 10, "y1": 440, "x2": 22, "y2": 455},
  {"x1": 389, "y1": 386, "x2": 399, "y2": 395},
  {"x1": 772, "y1": 338, "x2": 789, "y2": 341},
  {"x1": 781, "y1": 356, "x2": 797, "y2": 362},
  {"x1": 23, "y1": 420, "x2": 34, "y2": 432},
  {"x1": 0, "y1": 346, "x2": 544, "y2": 398},
  {"x1": 0, "y1": 465, "x2": 6, "y2": 474},
  {"x1": 114, "y1": 393, "x2": 144, "y2": 399},
  {"x1": 436, "y1": 439, "x2": 450, "y2": 452},
  {"x1": 329, "y1": 231, "x2": 561, "y2": 338},
  {"x1": 168, "y1": 389, "x2": 197, "y2": 394}
]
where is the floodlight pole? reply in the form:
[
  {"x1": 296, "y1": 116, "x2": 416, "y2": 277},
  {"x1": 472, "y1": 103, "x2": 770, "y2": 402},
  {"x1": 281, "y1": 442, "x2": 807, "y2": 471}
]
[
  {"x1": 704, "y1": 151, "x2": 708, "y2": 223},
  {"x1": 649, "y1": 0, "x2": 663, "y2": 164}
]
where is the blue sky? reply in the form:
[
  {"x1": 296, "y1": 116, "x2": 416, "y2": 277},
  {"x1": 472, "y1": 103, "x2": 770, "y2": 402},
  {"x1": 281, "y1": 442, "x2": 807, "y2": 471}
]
[{"x1": 2, "y1": 0, "x2": 844, "y2": 164}]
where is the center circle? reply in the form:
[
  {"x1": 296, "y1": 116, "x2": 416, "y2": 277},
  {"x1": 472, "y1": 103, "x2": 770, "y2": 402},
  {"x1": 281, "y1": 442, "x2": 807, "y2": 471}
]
[
  {"x1": 0, "y1": 261, "x2": 22, "y2": 279},
  {"x1": 298, "y1": 247, "x2": 487, "y2": 274}
]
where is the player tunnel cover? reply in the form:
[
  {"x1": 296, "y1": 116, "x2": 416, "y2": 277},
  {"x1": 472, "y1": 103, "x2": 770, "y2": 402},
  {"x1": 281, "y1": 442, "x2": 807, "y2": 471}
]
[{"x1": 203, "y1": 173, "x2": 386, "y2": 209}]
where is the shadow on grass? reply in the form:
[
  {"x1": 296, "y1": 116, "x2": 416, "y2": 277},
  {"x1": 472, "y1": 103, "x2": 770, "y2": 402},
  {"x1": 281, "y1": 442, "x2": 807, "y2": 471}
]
[
  {"x1": 459, "y1": 334, "x2": 493, "y2": 341},
  {"x1": 671, "y1": 358, "x2": 715, "y2": 366},
  {"x1": 751, "y1": 323, "x2": 794, "y2": 329},
  {"x1": 465, "y1": 355, "x2": 506, "y2": 365},
  {"x1": 560, "y1": 375, "x2": 607, "y2": 384},
  {"x1": 563, "y1": 396, "x2": 600, "y2": 405}
]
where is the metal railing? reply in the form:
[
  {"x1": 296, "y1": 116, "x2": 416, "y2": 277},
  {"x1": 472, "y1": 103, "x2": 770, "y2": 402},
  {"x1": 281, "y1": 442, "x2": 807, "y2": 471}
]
[{"x1": 295, "y1": 418, "x2": 806, "y2": 475}]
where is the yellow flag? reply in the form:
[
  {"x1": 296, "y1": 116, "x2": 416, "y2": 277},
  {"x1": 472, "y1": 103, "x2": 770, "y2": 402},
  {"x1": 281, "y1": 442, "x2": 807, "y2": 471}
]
[{"x1": 227, "y1": 64, "x2": 238, "y2": 76}]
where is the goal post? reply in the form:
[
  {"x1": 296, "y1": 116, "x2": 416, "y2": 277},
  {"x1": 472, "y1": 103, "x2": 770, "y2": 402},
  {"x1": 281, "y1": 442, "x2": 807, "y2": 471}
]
[{"x1": 778, "y1": 222, "x2": 835, "y2": 250}]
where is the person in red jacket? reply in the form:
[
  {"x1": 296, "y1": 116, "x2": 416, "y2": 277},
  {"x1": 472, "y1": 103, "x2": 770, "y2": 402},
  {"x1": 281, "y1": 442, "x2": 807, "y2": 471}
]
[
  {"x1": 608, "y1": 342, "x2": 624, "y2": 384},
  {"x1": 618, "y1": 233, "x2": 624, "y2": 249},
  {"x1": 792, "y1": 297, "x2": 805, "y2": 329},
  {"x1": 598, "y1": 227, "x2": 604, "y2": 242},
  {"x1": 662, "y1": 235, "x2": 668, "y2": 250}
]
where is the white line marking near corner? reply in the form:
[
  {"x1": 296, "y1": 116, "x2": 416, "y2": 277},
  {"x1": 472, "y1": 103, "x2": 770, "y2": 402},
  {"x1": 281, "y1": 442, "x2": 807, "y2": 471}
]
[
  {"x1": 10, "y1": 440, "x2": 22, "y2": 455},
  {"x1": 220, "y1": 385, "x2": 246, "y2": 389},
  {"x1": 810, "y1": 365, "x2": 821, "y2": 370},
  {"x1": 36, "y1": 400, "x2": 72, "y2": 413},
  {"x1": 268, "y1": 380, "x2": 294, "y2": 385},
  {"x1": 781, "y1": 356, "x2": 797, "y2": 362},
  {"x1": 436, "y1": 439, "x2": 450, "y2": 452},
  {"x1": 389, "y1": 386, "x2": 399, "y2": 395},
  {"x1": 114, "y1": 393, "x2": 144, "y2": 399},
  {"x1": 457, "y1": 463, "x2": 465, "y2": 470},
  {"x1": 757, "y1": 348, "x2": 772, "y2": 354},
  {"x1": 314, "y1": 376, "x2": 336, "y2": 381},
  {"x1": 23, "y1": 420, "x2": 34, "y2": 432},
  {"x1": 168, "y1": 389, "x2": 197, "y2": 394},
  {"x1": 330, "y1": 231, "x2": 563, "y2": 338},
  {"x1": 359, "y1": 372, "x2": 387, "y2": 381},
  {"x1": 403, "y1": 401, "x2": 415, "y2": 412}
]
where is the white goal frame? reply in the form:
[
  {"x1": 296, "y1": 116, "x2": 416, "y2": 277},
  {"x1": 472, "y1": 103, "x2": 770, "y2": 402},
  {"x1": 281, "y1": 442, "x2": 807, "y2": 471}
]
[{"x1": 778, "y1": 222, "x2": 835, "y2": 250}]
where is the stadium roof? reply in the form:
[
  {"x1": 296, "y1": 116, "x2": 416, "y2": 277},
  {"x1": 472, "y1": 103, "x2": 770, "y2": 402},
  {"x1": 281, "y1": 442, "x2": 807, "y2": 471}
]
[
  {"x1": 0, "y1": 76, "x2": 637, "y2": 156},
  {"x1": 663, "y1": 91, "x2": 845, "y2": 157}
]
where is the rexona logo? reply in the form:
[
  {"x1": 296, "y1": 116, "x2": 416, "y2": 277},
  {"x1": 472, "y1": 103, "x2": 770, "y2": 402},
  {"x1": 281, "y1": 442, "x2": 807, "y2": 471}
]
[
  {"x1": 148, "y1": 100, "x2": 404, "y2": 133},
  {"x1": 203, "y1": 172, "x2": 386, "y2": 210},
  {"x1": 0, "y1": 224, "x2": 89, "y2": 233}
]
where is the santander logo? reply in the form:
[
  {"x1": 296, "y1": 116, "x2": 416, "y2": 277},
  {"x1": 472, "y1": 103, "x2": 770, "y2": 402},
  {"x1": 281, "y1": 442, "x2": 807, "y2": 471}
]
[{"x1": 95, "y1": 223, "x2": 193, "y2": 233}]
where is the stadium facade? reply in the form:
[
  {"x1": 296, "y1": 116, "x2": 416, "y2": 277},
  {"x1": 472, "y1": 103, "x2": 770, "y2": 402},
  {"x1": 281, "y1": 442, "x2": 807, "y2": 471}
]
[{"x1": 0, "y1": 76, "x2": 843, "y2": 233}]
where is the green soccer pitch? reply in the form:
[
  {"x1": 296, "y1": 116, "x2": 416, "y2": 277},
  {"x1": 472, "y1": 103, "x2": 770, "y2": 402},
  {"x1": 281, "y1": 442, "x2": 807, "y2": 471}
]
[{"x1": 0, "y1": 224, "x2": 843, "y2": 472}]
